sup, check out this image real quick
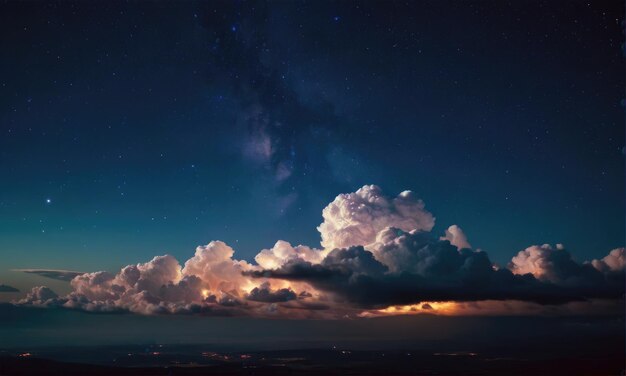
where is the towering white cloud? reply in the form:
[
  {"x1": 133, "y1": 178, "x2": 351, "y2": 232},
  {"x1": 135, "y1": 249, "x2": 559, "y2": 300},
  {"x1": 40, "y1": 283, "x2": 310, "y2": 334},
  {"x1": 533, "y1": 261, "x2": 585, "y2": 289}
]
[
  {"x1": 182, "y1": 241, "x2": 255, "y2": 294},
  {"x1": 317, "y1": 185, "x2": 435, "y2": 250}
]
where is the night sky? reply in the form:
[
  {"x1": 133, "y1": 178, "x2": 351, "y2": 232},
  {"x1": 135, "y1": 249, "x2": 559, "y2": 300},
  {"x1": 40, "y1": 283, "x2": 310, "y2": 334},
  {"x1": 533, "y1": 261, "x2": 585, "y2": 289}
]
[{"x1": 0, "y1": 1, "x2": 624, "y2": 304}]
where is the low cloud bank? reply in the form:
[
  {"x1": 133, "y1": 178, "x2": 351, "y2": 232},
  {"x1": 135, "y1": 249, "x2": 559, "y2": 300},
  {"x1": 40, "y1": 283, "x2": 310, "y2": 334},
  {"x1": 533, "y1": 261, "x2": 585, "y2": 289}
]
[
  {"x1": 16, "y1": 185, "x2": 624, "y2": 318},
  {"x1": 13, "y1": 269, "x2": 85, "y2": 282},
  {"x1": 0, "y1": 284, "x2": 19, "y2": 293}
]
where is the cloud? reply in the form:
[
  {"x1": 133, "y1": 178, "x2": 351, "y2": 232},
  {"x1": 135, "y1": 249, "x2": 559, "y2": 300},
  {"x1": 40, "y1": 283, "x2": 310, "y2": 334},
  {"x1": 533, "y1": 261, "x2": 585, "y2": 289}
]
[
  {"x1": 509, "y1": 244, "x2": 569, "y2": 281},
  {"x1": 359, "y1": 298, "x2": 624, "y2": 318},
  {"x1": 318, "y1": 185, "x2": 435, "y2": 250},
  {"x1": 0, "y1": 284, "x2": 19, "y2": 293},
  {"x1": 591, "y1": 248, "x2": 625, "y2": 274},
  {"x1": 13, "y1": 185, "x2": 625, "y2": 318},
  {"x1": 248, "y1": 232, "x2": 598, "y2": 307},
  {"x1": 440, "y1": 225, "x2": 471, "y2": 250},
  {"x1": 246, "y1": 282, "x2": 297, "y2": 303},
  {"x1": 17, "y1": 286, "x2": 59, "y2": 306},
  {"x1": 14, "y1": 269, "x2": 85, "y2": 281},
  {"x1": 369, "y1": 227, "x2": 483, "y2": 275},
  {"x1": 249, "y1": 227, "x2": 624, "y2": 308},
  {"x1": 17, "y1": 253, "x2": 252, "y2": 315},
  {"x1": 182, "y1": 241, "x2": 255, "y2": 293},
  {"x1": 255, "y1": 240, "x2": 326, "y2": 269},
  {"x1": 508, "y1": 244, "x2": 610, "y2": 286}
]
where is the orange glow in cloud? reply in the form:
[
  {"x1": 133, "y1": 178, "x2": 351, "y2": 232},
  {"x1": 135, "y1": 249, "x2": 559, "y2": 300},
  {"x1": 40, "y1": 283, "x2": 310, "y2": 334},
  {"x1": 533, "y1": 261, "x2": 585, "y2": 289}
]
[
  {"x1": 359, "y1": 301, "x2": 459, "y2": 317},
  {"x1": 359, "y1": 299, "x2": 624, "y2": 318}
]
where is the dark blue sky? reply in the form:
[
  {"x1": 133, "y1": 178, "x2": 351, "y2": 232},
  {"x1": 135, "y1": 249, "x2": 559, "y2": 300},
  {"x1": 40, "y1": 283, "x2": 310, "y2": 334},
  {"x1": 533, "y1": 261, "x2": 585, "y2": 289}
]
[{"x1": 0, "y1": 0, "x2": 623, "y2": 289}]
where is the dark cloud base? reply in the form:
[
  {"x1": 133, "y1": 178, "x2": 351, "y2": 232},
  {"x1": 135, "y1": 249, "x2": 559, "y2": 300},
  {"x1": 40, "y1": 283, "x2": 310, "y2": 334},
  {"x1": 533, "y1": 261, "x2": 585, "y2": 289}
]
[{"x1": 247, "y1": 230, "x2": 624, "y2": 308}]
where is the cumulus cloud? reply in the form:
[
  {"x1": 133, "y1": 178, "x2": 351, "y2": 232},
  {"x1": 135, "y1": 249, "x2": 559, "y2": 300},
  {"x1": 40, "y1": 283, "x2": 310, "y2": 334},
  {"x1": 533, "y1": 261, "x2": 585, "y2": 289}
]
[
  {"x1": 509, "y1": 244, "x2": 612, "y2": 285},
  {"x1": 591, "y1": 248, "x2": 625, "y2": 273},
  {"x1": 509, "y1": 244, "x2": 571, "y2": 281},
  {"x1": 440, "y1": 225, "x2": 471, "y2": 250},
  {"x1": 369, "y1": 227, "x2": 485, "y2": 275},
  {"x1": 14, "y1": 269, "x2": 84, "y2": 281},
  {"x1": 13, "y1": 185, "x2": 625, "y2": 318},
  {"x1": 17, "y1": 286, "x2": 59, "y2": 306},
  {"x1": 318, "y1": 185, "x2": 435, "y2": 250},
  {"x1": 17, "y1": 254, "x2": 248, "y2": 315},
  {"x1": 0, "y1": 284, "x2": 19, "y2": 292},
  {"x1": 255, "y1": 240, "x2": 326, "y2": 270},
  {"x1": 182, "y1": 241, "x2": 255, "y2": 293}
]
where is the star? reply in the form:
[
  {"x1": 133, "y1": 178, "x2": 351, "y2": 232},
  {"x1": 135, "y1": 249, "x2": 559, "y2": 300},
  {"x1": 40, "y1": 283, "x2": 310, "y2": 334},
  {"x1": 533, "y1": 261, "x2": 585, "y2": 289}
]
[{"x1": 45, "y1": 198, "x2": 51, "y2": 204}]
